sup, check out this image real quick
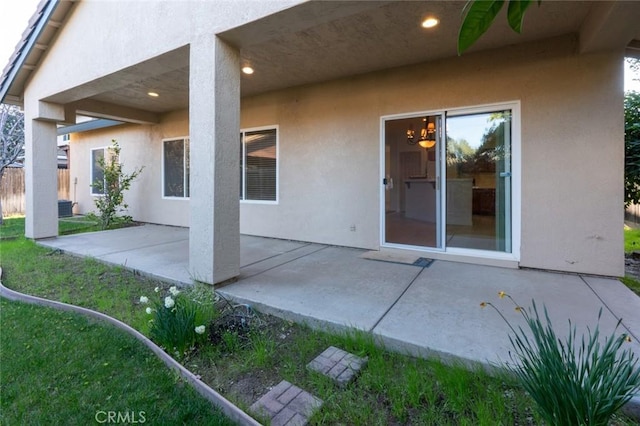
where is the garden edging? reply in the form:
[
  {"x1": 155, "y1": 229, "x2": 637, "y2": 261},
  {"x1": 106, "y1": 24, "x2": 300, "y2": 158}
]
[{"x1": 0, "y1": 267, "x2": 261, "y2": 426}]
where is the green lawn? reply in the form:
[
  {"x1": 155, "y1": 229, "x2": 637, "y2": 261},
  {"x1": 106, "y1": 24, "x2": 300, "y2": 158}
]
[
  {"x1": 624, "y1": 226, "x2": 640, "y2": 253},
  {"x1": 0, "y1": 299, "x2": 233, "y2": 425},
  {"x1": 1, "y1": 237, "x2": 638, "y2": 425},
  {"x1": 623, "y1": 227, "x2": 640, "y2": 296},
  {"x1": 0, "y1": 216, "x2": 101, "y2": 240}
]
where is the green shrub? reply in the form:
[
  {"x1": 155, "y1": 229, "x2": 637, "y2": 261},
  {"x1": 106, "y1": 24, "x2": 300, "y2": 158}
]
[
  {"x1": 140, "y1": 286, "x2": 216, "y2": 358},
  {"x1": 91, "y1": 140, "x2": 143, "y2": 230},
  {"x1": 482, "y1": 293, "x2": 640, "y2": 426}
]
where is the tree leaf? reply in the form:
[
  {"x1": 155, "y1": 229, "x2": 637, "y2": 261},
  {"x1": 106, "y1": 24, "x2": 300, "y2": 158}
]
[
  {"x1": 507, "y1": 0, "x2": 532, "y2": 33},
  {"x1": 458, "y1": 0, "x2": 505, "y2": 55}
]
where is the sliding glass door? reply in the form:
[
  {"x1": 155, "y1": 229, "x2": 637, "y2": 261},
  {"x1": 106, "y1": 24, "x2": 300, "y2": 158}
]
[
  {"x1": 383, "y1": 114, "x2": 443, "y2": 249},
  {"x1": 445, "y1": 110, "x2": 511, "y2": 252},
  {"x1": 383, "y1": 106, "x2": 513, "y2": 255}
]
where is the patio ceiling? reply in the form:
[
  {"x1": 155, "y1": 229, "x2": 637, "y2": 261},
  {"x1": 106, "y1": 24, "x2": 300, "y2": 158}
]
[{"x1": 29, "y1": 1, "x2": 640, "y2": 124}]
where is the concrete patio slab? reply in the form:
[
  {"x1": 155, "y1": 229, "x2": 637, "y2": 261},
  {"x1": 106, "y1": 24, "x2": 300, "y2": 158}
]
[
  {"x1": 35, "y1": 224, "x2": 640, "y2": 375},
  {"x1": 39, "y1": 223, "x2": 189, "y2": 258},
  {"x1": 371, "y1": 261, "x2": 640, "y2": 367},
  {"x1": 240, "y1": 235, "x2": 310, "y2": 267},
  {"x1": 581, "y1": 275, "x2": 640, "y2": 341},
  {"x1": 220, "y1": 246, "x2": 423, "y2": 331},
  {"x1": 99, "y1": 239, "x2": 191, "y2": 284},
  {"x1": 239, "y1": 242, "x2": 328, "y2": 280}
]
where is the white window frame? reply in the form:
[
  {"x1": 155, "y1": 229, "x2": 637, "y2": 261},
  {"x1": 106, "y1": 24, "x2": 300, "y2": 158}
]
[
  {"x1": 162, "y1": 136, "x2": 190, "y2": 200},
  {"x1": 90, "y1": 147, "x2": 107, "y2": 196},
  {"x1": 240, "y1": 125, "x2": 279, "y2": 204},
  {"x1": 379, "y1": 100, "x2": 521, "y2": 263},
  {"x1": 90, "y1": 146, "x2": 119, "y2": 196}
]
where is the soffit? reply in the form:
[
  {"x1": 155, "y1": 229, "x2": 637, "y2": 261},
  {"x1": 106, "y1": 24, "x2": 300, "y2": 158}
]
[{"x1": 13, "y1": 1, "x2": 640, "y2": 121}]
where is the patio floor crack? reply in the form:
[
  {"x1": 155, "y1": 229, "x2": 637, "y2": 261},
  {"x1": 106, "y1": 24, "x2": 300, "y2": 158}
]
[
  {"x1": 579, "y1": 275, "x2": 639, "y2": 343},
  {"x1": 368, "y1": 265, "x2": 427, "y2": 333},
  {"x1": 239, "y1": 245, "x2": 330, "y2": 280}
]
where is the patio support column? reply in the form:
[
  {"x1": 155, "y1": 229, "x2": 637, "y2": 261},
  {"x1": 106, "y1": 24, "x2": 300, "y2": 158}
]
[
  {"x1": 25, "y1": 117, "x2": 58, "y2": 239},
  {"x1": 188, "y1": 36, "x2": 240, "y2": 285}
]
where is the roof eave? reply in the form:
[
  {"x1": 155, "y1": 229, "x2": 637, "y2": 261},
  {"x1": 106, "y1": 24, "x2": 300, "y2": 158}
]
[{"x1": 0, "y1": 0, "x2": 59, "y2": 106}]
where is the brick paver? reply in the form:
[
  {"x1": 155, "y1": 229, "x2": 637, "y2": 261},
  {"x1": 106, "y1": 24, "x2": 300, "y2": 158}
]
[
  {"x1": 250, "y1": 380, "x2": 322, "y2": 426},
  {"x1": 307, "y1": 346, "x2": 368, "y2": 386}
]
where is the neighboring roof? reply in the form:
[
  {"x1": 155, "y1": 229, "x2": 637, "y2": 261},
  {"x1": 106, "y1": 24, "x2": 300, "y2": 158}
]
[{"x1": 0, "y1": 0, "x2": 75, "y2": 106}]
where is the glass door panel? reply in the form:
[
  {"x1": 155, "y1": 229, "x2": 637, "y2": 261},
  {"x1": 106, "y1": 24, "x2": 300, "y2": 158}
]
[
  {"x1": 445, "y1": 110, "x2": 512, "y2": 252},
  {"x1": 384, "y1": 115, "x2": 442, "y2": 248}
]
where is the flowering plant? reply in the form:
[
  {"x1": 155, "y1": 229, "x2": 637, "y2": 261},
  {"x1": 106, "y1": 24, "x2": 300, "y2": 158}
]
[
  {"x1": 481, "y1": 291, "x2": 640, "y2": 426},
  {"x1": 139, "y1": 285, "x2": 215, "y2": 358}
]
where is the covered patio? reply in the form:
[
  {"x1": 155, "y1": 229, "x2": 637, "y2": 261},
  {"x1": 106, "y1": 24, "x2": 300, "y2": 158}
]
[{"x1": 38, "y1": 224, "x2": 640, "y2": 370}]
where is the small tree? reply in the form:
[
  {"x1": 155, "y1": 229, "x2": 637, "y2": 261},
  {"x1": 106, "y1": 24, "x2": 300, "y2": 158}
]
[
  {"x1": 92, "y1": 140, "x2": 143, "y2": 229},
  {"x1": 0, "y1": 104, "x2": 25, "y2": 225}
]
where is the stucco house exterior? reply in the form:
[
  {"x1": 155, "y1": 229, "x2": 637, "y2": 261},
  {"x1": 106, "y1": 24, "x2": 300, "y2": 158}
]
[{"x1": 2, "y1": 0, "x2": 639, "y2": 284}]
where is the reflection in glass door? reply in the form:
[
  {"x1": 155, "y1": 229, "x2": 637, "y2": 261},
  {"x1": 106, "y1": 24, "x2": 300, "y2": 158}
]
[
  {"x1": 384, "y1": 115, "x2": 442, "y2": 248},
  {"x1": 445, "y1": 110, "x2": 512, "y2": 252}
]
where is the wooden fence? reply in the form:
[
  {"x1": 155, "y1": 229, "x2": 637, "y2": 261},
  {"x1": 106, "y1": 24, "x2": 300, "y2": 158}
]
[
  {"x1": 626, "y1": 203, "x2": 640, "y2": 225},
  {"x1": 0, "y1": 168, "x2": 70, "y2": 217}
]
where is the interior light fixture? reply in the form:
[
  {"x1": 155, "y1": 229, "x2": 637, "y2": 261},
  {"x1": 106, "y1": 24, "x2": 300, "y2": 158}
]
[
  {"x1": 408, "y1": 117, "x2": 436, "y2": 149},
  {"x1": 147, "y1": 91, "x2": 159, "y2": 97},
  {"x1": 421, "y1": 17, "x2": 439, "y2": 29},
  {"x1": 242, "y1": 66, "x2": 254, "y2": 75}
]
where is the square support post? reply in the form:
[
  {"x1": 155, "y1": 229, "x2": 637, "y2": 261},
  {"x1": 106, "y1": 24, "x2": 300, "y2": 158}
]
[
  {"x1": 188, "y1": 36, "x2": 241, "y2": 284},
  {"x1": 25, "y1": 118, "x2": 58, "y2": 238}
]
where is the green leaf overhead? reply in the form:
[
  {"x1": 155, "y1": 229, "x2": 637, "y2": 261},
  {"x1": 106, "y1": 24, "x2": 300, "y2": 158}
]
[
  {"x1": 458, "y1": 0, "x2": 505, "y2": 55},
  {"x1": 507, "y1": 0, "x2": 532, "y2": 33},
  {"x1": 458, "y1": 0, "x2": 544, "y2": 55}
]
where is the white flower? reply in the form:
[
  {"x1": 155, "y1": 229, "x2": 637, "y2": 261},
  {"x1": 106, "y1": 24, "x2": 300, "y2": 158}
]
[
  {"x1": 139, "y1": 296, "x2": 149, "y2": 304},
  {"x1": 154, "y1": 287, "x2": 160, "y2": 293},
  {"x1": 195, "y1": 325, "x2": 206, "y2": 335},
  {"x1": 164, "y1": 296, "x2": 175, "y2": 309},
  {"x1": 169, "y1": 286, "x2": 180, "y2": 296},
  {"x1": 145, "y1": 307, "x2": 153, "y2": 315}
]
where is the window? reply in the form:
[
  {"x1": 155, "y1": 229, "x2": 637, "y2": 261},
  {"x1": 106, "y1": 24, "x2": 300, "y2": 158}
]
[
  {"x1": 91, "y1": 147, "x2": 117, "y2": 195},
  {"x1": 240, "y1": 127, "x2": 278, "y2": 202},
  {"x1": 90, "y1": 148, "x2": 106, "y2": 195},
  {"x1": 163, "y1": 137, "x2": 190, "y2": 198}
]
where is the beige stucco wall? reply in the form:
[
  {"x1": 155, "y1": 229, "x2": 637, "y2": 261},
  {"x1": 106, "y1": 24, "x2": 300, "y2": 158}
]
[
  {"x1": 240, "y1": 36, "x2": 624, "y2": 276},
  {"x1": 68, "y1": 35, "x2": 624, "y2": 276},
  {"x1": 70, "y1": 110, "x2": 190, "y2": 227},
  {"x1": 24, "y1": 0, "x2": 302, "y2": 108}
]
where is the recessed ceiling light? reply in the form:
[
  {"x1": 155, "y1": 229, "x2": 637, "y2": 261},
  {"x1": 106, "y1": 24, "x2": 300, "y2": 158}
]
[
  {"x1": 147, "y1": 91, "x2": 159, "y2": 97},
  {"x1": 242, "y1": 66, "x2": 254, "y2": 75},
  {"x1": 421, "y1": 17, "x2": 439, "y2": 29}
]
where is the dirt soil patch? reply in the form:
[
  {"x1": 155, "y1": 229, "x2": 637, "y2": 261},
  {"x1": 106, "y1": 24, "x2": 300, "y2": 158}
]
[{"x1": 625, "y1": 252, "x2": 640, "y2": 281}]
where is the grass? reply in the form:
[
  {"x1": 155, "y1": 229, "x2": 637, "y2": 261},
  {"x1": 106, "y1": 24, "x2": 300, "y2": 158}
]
[
  {"x1": 1, "y1": 238, "x2": 638, "y2": 425},
  {"x1": 623, "y1": 226, "x2": 640, "y2": 296},
  {"x1": 0, "y1": 299, "x2": 233, "y2": 425},
  {"x1": 625, "y1": 226, "x2": 640, "y2": 253},
  {"x1": 0, "y1": 215, "x2": 101, "y2": 240},
  {"x1": 620, "y1": 276, "x2": 640, "y2": 297}
]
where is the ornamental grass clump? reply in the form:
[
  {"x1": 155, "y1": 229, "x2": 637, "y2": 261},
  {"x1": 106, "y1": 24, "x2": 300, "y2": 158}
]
[
  {"x1": 481, "y1": 292, "x2": 640, "y2": 426},
  {"x1": 140, "y1": 286, "x2": 216, "y2": 358}
]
